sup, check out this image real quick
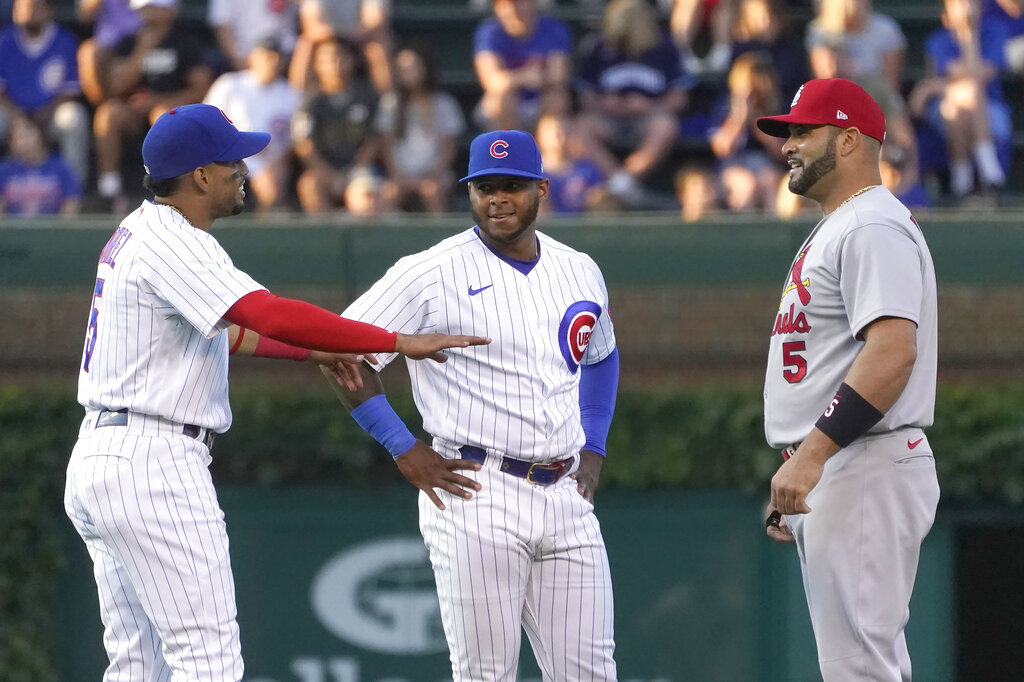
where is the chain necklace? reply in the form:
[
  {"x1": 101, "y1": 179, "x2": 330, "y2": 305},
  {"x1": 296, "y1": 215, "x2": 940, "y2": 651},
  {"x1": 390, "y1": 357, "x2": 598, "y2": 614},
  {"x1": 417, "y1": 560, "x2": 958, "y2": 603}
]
[
  {"x1": 155, "y1": 201, "x2": 198, "y2": 229},
  {"x1": 835, "y1": 184, "x2": 880, "y2": 212}
]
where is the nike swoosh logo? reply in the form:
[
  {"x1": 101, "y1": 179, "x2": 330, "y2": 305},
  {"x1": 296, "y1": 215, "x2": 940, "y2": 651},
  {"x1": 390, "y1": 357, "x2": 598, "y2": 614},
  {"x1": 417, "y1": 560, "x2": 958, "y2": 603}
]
[
  {"x1": 908, "y1": 438, "x2": 924, "y2": 449},
  {"x1": 468, "y1": 284, "x2": 493, "y2": 296}
]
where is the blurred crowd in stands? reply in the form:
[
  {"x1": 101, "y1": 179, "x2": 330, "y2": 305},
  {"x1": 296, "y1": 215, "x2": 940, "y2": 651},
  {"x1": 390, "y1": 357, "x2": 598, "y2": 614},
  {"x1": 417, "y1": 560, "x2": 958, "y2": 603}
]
[{"x1": 0, "y1": 0, "x2": 1022, "y2": 218}]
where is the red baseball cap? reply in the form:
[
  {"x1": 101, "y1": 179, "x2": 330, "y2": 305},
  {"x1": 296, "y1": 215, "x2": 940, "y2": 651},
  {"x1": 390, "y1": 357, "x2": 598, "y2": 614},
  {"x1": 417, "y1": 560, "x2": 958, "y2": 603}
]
[{"x1": 756, "y1": 78, "x2": 886, "y2": 143}]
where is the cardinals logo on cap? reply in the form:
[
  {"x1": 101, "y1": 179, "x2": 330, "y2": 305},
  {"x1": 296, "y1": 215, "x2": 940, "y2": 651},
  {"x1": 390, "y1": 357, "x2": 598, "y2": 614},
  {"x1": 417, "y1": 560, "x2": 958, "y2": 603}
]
[
  {"x1": 490, "y1": 140, "x2": 509, "y2": 158},
  {"x1": 791, "y1": 84, "x2": 804, "y2": 108}
]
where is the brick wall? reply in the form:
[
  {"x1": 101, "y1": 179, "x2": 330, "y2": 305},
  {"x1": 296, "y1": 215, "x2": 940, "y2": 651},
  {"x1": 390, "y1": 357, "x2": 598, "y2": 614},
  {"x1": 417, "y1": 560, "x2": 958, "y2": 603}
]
[{"x1": 7, "y1": 284, "x2": 1023, "y2": 387}]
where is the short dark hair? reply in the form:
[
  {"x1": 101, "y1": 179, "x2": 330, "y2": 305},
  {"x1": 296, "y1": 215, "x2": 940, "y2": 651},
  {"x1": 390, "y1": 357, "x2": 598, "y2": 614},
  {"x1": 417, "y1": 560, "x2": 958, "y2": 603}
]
[{"x1": 143, "y1": 173, "x2": 183, "y2": 198}]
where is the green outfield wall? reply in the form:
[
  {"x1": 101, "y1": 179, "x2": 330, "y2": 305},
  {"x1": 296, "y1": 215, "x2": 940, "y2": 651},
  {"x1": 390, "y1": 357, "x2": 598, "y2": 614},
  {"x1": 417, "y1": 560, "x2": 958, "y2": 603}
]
[
  {"x1": 56, "y1": 487, "x2": 955, "y2": 682},
  {"x1": 4, "y1": 213, "x2": 1024, "y2": 289},
  {"x1": 4, "y1": 214, "x2": 1022, "y2": 680},
  {"x1": 4, "y1": 214, "x2": 1024, "y2": 383}
]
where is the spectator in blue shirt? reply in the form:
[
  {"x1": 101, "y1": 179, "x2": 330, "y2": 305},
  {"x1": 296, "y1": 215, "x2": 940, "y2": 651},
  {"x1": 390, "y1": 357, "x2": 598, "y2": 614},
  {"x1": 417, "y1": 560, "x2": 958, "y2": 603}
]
[
  {"x1": 535, "y1": 111, "x2": 608, "y2": 214},
  {"x1": 76, "y1": 0, "x2": 142, "y2": 107},
  {"x1": 708, "y1": 51, "x2": 787, "y2": 213},
  {"x1": 473, "y1": 0, "x2": 572, "y2": 130},
  {"x1": 909, "y1": 0, "x2": 1011, "y2": 202},
  {"x1": 879, "y1": 140, "x2": 932, "y2": 210},
  {"x1": 984, "y1": 0, "x2": 1024, "y2": 71},
  {"x1": 729, "y1": 0, "x2": 808, "y2": 101},
  {"x1": 575, "y1": 0, "x2": 693, "y2": 206},
  {"x1": 0, "y1": 0, "x2": 90, "y2": 184},
  {"x1": 0, "y1": 115, "x2": 82, "y2": 215}
]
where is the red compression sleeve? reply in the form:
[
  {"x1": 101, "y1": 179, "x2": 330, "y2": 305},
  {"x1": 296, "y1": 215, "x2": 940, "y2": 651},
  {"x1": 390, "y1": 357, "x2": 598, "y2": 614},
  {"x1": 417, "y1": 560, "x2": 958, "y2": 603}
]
[
  {"x1": 223, "y1": 290, "x2": 398, "y2": 353},
  {"x1": 253, "y1": 334, "x2": 311, "y2": 361}
]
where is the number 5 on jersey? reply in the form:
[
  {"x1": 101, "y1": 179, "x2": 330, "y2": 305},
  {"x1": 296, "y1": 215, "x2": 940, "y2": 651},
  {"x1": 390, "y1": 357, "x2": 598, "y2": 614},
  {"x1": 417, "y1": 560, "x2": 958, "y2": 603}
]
[
  {"x1": 82, "y1": 278, "x2": 104, "y2": 372},
  {"x1": 782, "y1": 340, "x2": 807, "y2": 383}
]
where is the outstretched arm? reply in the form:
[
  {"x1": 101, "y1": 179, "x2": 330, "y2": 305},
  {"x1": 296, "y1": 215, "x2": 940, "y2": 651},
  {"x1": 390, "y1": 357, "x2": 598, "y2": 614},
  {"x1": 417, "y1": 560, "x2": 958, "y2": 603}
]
[
  {"x1": 227, "y1": 324, "x2": 373, "y2": 391},
  {"x1": 223, "y1": 289, "x2": 489, "y2": 360}
]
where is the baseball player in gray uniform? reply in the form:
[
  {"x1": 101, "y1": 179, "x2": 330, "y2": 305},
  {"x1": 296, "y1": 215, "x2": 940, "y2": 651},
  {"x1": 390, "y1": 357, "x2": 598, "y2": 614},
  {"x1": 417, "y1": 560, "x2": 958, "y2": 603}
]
[
  {"x1": 322, "y1": 130, "x2": 620, "y2": 681},
  {"x1": 755, "y1": 79, "x2": 940, "y2": 681},
  {"x1": 64, "y1": 104, "x2": 486, "y2": 682}
]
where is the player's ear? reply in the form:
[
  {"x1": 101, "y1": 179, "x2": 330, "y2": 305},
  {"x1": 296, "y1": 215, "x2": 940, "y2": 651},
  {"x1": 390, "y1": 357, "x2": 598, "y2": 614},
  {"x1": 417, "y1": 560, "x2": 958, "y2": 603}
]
[
  {"x1": 839, "y1": 127, "x2": 861, "y2": 157},
  {"x1": 537, "y1": 178, "x2": 550, "y2": 199},
  {"x1": 192, "y1": 166, "x2": 211, "y2": 193}
]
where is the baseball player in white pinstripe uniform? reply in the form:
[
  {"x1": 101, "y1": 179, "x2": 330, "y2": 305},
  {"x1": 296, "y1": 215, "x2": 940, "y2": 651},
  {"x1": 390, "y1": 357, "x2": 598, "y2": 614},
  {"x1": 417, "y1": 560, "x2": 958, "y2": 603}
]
[
  {"x1": 64, "y1": 104, "x2": 486, "y2": 682},
  {"x1": 756, "y1": 79, "x2": 940, "y2": 681},
  {"x1": 323, "y1": 130, "x2": 620, "y2": 681}
]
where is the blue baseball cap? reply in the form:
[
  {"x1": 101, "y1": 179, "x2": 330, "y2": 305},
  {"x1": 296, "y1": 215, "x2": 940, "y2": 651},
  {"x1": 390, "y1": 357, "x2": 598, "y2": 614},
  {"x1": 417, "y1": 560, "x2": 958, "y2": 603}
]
[
  {"x1": 142, "y1": 104, "x2": 271, "y2": 180},
  {"x1": 460, "y1": 130, "x2": 545, "y2": 183}
]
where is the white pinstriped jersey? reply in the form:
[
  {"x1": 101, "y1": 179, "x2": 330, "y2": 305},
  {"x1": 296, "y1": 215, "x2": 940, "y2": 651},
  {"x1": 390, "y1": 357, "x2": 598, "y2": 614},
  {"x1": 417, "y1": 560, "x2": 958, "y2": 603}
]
[
  {"x1": 764, "y1": 186, "x2": 937, "y2": 448},
  {"x1": 77, "y1": 201, "x2": 264, "y2": 433},
  {"x1": 344, "y1": 227, "x2": 616, "y2": 461}
]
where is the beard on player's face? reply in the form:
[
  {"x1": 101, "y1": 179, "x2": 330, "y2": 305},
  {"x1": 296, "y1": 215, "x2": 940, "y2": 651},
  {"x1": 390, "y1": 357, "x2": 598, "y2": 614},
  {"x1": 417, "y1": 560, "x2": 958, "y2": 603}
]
[
  {"x1": 470, "y1": 185, "x2": 541, "y2": 245},
  {"x1": 211, "y1": 163, "x2": 247, "y2": 217},
  {"x1": 213, "y1": 189, "x2": 246, "y2": 218},
  {"x1": 788, "y1": 130, "x2": 839, "y2": 196}
]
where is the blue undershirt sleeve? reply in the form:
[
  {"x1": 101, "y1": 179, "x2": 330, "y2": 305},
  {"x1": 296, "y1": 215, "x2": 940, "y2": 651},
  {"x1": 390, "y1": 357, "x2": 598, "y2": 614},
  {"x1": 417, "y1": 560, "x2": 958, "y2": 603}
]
[{"x1": 578, "y1": 348, "x2": 619, "y2": 457}]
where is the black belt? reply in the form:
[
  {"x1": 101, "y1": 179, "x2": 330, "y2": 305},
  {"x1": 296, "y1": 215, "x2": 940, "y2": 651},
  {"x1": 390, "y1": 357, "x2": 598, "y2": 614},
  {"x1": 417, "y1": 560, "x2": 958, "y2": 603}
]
[
  {"x1": 97, "y1": 409, "x2": 215, "y2": 450},
  {"x1": 459, "y1": 445, "x2": 574, "y2": 486}
]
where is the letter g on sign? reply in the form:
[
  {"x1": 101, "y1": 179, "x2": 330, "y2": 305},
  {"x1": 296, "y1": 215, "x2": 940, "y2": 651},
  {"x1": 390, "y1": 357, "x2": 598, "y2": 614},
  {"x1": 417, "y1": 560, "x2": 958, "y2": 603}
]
[{"x1": 311, "y1": 537, "x2": 447, "y2": 655}]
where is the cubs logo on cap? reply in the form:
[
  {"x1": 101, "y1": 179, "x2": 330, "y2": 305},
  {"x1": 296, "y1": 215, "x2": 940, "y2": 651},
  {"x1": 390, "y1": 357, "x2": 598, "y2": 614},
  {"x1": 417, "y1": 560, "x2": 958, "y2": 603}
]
[
  {"x1": 489, "y1": 139, "x2": 510, "y2": 158},
  {"x1": 756, "y1": 78, "x2": 886, "y2": 143},
  {"x1": 461, "y1": 130, "x2": 545, "y2": 183},
  {"x1": 558, "y1": 301, "x2": 602, "y2": 373}
]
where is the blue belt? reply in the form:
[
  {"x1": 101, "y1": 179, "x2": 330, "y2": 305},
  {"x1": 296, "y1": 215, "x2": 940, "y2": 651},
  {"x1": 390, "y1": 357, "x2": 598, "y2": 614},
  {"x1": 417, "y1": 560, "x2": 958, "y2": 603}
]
[
  {"x1": 459, "y1": 445, "x2": 574, "y2": 486},
  {"x1": 97, "y1": 409, "x2": 215, "y2": 450}
]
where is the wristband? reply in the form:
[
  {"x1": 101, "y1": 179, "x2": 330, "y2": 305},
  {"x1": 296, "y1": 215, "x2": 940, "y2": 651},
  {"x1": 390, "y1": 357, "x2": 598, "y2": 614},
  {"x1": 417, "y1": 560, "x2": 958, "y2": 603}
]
[
  {"x1": 350, "y1": 394, "x2": 417, "y2": 458},
  {"x1": 814, "y1": 382, "x2": 884, "y2": 448},
  {"x1": 229, "y1": 327, "x2": 246, "y2": 355},
  {"x1": 253, "y1": 334, "x2": 311, "y2": 361}
]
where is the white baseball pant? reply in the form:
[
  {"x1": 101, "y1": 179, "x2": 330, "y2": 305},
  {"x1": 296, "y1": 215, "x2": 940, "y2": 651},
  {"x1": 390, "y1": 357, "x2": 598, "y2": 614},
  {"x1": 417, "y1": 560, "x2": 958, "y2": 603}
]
[
  {"x1": 64, "y1": 412, "x2": 242, "y2": 682},
  {"x1": 419, "y1": 445, "x2": 617, "y2": 682},
  {"x1": 786, "y1": 427, "x2": 940, "y2": 682}
]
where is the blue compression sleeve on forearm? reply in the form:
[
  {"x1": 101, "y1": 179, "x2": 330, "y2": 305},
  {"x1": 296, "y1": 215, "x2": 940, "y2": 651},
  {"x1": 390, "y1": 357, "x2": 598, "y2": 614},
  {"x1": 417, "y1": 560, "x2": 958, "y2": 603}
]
[
  {"x1": 578, "y1": 348, "x2": 619, "y2": 457},
  {"x1": 349, "y1": 394, "x2": 417, "y2": 458}
]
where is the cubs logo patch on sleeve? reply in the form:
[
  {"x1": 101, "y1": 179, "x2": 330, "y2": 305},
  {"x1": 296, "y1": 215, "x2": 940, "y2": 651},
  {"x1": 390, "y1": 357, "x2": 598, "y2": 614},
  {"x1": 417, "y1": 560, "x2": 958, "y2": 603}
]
[{"x1": 558, "y1": 301, "x2": 602, "y2": 373}]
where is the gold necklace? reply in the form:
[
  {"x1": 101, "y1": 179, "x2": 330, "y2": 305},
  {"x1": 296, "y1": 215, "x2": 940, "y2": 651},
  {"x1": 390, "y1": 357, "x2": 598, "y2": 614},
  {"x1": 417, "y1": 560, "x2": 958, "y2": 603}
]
[
  {"x1": 835, "y1": 184, "x2": 880, "y2": 211},
  {"x1": 156, "y1": 201, "x2": 198, "y2": 229}
]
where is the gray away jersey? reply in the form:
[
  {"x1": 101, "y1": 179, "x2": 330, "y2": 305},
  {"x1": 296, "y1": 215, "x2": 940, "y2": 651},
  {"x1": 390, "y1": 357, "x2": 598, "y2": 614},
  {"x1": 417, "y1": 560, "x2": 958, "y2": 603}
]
[
  {"x1": 764, "y1": 186, "x2": 938, "y2": 449},
  {"x1": 343, "y1": 227, "x2": 616, "y2": 461}
]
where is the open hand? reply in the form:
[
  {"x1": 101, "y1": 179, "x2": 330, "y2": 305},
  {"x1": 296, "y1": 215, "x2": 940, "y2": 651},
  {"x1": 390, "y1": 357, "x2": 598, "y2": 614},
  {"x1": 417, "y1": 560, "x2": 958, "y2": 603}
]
[
  {"x1": 394, "y1": 333, "x2": 491, "y2": 362},
  {"x1": 395, "y1": 441, "x2": 483, "y2": 510},
  {"x1": 311, "y1": 351, "x2": 378, "y2": 391}
]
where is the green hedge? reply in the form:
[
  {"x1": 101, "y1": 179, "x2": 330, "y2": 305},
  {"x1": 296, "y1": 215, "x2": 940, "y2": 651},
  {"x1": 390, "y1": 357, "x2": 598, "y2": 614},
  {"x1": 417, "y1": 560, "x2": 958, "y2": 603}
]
[{"x1": 3, "y1": 382, "x2": 1024, "y2": 679}]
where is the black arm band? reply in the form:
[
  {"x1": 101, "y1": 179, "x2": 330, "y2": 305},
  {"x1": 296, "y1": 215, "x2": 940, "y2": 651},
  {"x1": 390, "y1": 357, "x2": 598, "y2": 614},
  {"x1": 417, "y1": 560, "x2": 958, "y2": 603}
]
[{"x1": 814, "y1": 382, "x2": 885, "y2": 448}]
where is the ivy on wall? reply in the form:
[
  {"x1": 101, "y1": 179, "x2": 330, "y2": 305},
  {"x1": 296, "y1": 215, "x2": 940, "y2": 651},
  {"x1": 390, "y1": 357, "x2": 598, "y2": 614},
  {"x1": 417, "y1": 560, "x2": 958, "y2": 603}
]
[{"x1": 3, "y1": 383, "x2": 1024, "y2": 678}]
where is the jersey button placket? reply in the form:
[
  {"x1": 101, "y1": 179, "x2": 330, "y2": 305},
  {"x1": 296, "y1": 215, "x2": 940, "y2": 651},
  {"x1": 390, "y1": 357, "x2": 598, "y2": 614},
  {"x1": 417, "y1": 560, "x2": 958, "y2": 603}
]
[{"x1": 523, "y1": 273, "x2": 557, "y2": 438}]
